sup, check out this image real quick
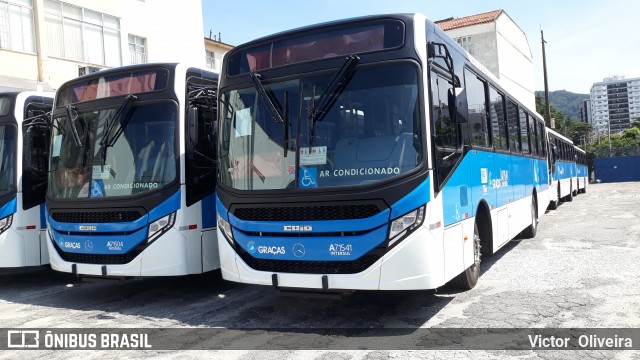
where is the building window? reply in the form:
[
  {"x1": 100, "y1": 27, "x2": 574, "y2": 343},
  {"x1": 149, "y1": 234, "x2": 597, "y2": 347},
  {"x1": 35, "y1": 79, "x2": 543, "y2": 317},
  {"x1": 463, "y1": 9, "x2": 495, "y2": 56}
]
[
  {"x1": 0, "y1": 0, "x2": 35, "y2": 52},
  {"x1": 455, "y1": 36, "x2": 473, "y2": 54},
  {"x1": 205, "y1": 50, "x2": 218, "y2": 70},
  {"x1": 44, "y1": 0, "x2": 121, "y2": 66},
  {"x1": 128, "y1": 34, "x2": 146, "y2": 64}
]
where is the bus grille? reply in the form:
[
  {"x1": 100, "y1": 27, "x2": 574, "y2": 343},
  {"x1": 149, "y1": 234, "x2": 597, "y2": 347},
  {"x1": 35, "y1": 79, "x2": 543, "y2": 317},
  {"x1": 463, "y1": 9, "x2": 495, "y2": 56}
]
[
  {"x1": 52, "y1": 241, "x2": 142, "y2": 265},
  {"x1": 233, "y1": 204, "x2": 381, "y2": 221},
  {"x1": 238, "y1": 251, "x2": 380, "y2": 274},
  {"x1": 51, "y1": 211, "x2": 143, "y2": 223}
]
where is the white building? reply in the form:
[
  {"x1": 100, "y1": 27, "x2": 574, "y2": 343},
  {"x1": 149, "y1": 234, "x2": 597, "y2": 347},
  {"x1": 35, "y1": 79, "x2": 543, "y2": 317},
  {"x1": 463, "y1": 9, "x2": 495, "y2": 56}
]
[
  {"x1": 0, "y1": 0, "x2": 207, "y2": 91},
  {"x1": 204, "y1": 33, "x2": 232, "y2": 74},
  {"x1": 435, "y1": 9, "x2": 535, "y2": 110},
  {"x1": 590, "y1": 76, "x2": 640, "y2": 135}
]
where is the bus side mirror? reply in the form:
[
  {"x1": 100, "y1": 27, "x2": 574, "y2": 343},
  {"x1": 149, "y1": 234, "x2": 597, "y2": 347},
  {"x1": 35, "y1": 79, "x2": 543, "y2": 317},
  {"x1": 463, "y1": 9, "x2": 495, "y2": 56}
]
[{"x1": 188, "y1": 107, "x2": 199, "y2": 145}]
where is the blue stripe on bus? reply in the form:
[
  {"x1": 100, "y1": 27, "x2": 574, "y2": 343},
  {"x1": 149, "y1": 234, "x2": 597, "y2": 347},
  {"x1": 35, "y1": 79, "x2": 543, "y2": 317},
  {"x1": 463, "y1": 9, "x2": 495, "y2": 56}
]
[
  {"x1": 48, "y1": 190, "x2": 181, "y2": 255},
  {"x1": 216, "y1": 194, "x2": 228, "y2": 221},
  {"x1": 147, "y1": 190, "x2": 181, "y2": 223},
  {"x1": 442, "y1": 150, "x2": 549, "y2": 227},
  {"x1": 201, "y1": 192, "x2": 217, "y2": 229},
  {"x1": 389, "y1": 176, "x2": 430, "y2": 219},
  {"x1": 0, "y1": 197, "x2": 17, "y2": 219},
  {"x1": 40, "y1": 203, "x2": 46, "y2": 229},
  {"x1": 233, "y1": 224, "x2": 388, "y2": 261},
  {"x1": 51, "y1": 227, "x2": 148, "y2": 255}
]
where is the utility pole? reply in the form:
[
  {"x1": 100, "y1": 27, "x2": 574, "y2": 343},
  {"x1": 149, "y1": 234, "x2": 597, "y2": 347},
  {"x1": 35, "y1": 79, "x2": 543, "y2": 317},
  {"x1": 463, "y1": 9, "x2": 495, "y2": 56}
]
[{"x1": 541, "y1": 30, "x2": 554, "y2": 128}]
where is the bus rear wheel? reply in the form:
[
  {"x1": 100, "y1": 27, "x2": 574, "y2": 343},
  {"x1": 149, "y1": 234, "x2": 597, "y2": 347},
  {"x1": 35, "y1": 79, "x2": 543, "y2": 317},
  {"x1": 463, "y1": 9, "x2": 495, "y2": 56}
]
[
  {"x1": 549, "y1": 186, "x2": 559, "y2": 210},
  {"x1": 566, "y1": 187, "x2": 573, "y2": 202},
  {"x1": 452, "y1": 223, "x2": 481, "y2": 290},
  {"x1": 521, "y1": 197, "x2": 538, "y2": 239}
]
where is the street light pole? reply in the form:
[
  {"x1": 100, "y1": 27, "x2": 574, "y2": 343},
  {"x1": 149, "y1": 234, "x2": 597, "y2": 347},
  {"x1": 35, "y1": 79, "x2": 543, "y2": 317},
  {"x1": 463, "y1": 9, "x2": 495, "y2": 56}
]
[{"x1": 541, "y1": 30, "x2": 554, "y2": 129}]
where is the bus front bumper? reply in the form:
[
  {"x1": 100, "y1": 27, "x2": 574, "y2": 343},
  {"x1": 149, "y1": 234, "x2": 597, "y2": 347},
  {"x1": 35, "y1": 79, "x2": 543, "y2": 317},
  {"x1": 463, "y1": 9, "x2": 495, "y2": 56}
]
[{"x1": 218, "y1": 227, "x2": 445, "y2": 291}]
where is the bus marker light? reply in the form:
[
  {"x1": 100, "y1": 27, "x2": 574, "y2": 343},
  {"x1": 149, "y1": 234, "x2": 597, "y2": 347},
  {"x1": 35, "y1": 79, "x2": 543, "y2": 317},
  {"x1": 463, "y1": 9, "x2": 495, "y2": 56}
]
[
  {"x1": 464, "y1": 236, "x2": 469, "y2": 241},
  {"x1": 26, "y1": 225, "x2": 37, "y2": 230},
  {"x1": 189, "y1": 224, "x2": 197, "y2": 230},
  {"x1": 429, "y1": 221, "x2": 441, "y2": 230}
]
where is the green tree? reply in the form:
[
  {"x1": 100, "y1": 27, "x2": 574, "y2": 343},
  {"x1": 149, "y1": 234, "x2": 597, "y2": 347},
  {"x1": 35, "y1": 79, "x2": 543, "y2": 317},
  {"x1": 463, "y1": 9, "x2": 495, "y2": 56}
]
[{"x1": 535, "y1": 95, "x2": 593, "y2": 144}]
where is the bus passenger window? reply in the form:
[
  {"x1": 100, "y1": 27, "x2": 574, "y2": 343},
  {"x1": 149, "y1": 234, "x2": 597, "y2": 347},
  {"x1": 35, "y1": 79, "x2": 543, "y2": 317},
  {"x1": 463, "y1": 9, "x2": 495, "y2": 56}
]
[
  {"x1": 464, "y1": 69, "x2": 489, "y2": 148},
  {"x1": 506, "y1": 100, "x2": 520, "y2": 153},
  {"x1": 431, "y1": 74, "x2": 456, "y2": 149},
  {"x1": 431, "y1": 71, "x2": 460, "y2": 188},
  {"x1": 519, "y1": 109, "x2": 530, "y2": 154},
  {"x1": 489, "y1": 86, "x2": 508, "y2": 151}
]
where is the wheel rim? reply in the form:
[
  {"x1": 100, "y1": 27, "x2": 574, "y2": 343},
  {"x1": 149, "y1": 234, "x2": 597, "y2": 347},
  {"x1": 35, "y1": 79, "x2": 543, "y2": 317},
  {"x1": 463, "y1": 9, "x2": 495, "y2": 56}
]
[
  {"x1": 472, "y1": 230, "x2": 481, "y2": 270},
  {"x1": 531, "y1": 201, "x2": 537, "y2": 231}
]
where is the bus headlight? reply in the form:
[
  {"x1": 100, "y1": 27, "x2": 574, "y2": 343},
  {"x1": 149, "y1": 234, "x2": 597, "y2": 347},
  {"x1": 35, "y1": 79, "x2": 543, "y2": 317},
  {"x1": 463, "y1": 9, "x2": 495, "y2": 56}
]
[
  {"x1": 148, "y1": 212, "x2": 176, "y2": 243},
  {"x1": 217, "y1": 214, "x2": 234, "y2": 242},
  {"x1": 0, "y1": 214, "x2": 13, "y2": 235},
  {"x1": 388, "y1": 206, "x2": 425, "y2": 246}
]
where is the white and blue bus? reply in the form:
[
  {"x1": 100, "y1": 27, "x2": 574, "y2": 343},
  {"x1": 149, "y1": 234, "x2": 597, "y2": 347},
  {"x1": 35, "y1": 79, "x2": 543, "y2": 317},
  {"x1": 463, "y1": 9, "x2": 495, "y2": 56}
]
[
  {"x1": 46, "y1": 63, "x2": 220, "y2": 277},
  {"x1": 216, "y1": 14, "x2": 550, "y2": 292},
  {"x1": 0, "y1": 90, "x2": 53, "y2": 268},
  {"x1": 547, "y1": 128, "x2": 577, "y2": 208},
  {"x1": 575, "y1": 146, "x2": 587, "y2": 194}
]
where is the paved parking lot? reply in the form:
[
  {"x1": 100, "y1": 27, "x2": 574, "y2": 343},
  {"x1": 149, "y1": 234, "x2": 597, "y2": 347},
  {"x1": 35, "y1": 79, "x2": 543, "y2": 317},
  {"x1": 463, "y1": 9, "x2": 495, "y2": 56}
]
[{"x1": 1, "y1": 182, "x2": 639, "y2": 359}]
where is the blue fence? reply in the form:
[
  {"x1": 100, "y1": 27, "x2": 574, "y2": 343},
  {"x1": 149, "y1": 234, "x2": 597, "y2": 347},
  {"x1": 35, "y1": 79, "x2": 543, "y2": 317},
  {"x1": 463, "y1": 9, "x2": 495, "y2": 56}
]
[{"x1": 594, "y1": 156, "x2": 640, "y2": 183}]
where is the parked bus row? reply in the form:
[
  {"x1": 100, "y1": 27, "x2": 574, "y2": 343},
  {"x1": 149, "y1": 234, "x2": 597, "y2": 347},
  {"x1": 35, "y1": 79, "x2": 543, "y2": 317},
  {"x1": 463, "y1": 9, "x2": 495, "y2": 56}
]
[{"x1": 2, "y1": 13, "x2": 587, "y2": 294}]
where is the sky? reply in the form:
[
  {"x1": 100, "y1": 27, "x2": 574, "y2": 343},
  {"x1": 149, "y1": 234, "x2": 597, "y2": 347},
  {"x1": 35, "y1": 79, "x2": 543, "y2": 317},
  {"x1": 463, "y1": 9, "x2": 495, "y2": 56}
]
[{"x1": 201, "y1": 0, "x2": 640, "y2": 95}]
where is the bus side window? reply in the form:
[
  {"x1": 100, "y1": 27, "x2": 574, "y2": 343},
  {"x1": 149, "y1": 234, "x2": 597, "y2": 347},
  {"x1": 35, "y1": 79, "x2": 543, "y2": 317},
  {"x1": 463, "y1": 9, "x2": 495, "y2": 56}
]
[
  {"x1": 488, "y1": 86, "x2": 508, "y2": 151},
  {"x1": 506, "y1": 99, "x2": 519, "y2": 153},
  {"x1": 519, "y1": 109, "x2": 530, "y2": 154},
  {"x1": 464, "y1": 68, "x2": 489, "y2": 148},
  {"x1": 430, "y1": 71, "x2": 460, "y2": 188},
  {"x1": 531, "y1": 115, "x2": 539, "y2": 156}
]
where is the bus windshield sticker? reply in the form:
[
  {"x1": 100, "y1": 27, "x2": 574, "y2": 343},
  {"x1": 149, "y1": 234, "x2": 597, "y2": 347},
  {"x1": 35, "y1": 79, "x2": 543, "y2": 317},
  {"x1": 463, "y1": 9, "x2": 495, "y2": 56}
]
[
  {"x1": 299, "y1": 168, "x2": 318, "y2": 188},
  {"x1": 52, "y1": 134, "x2": 63, "y2": 157},
  {"x1": 92, "y1": 165, "x2": 111, "y2": 180},
  {"x1": 235, "y1": 108, "x2": 252, "y2": 137},
  {"x1": 299, "y1": 146, "x2": 327, "y2": 165}
]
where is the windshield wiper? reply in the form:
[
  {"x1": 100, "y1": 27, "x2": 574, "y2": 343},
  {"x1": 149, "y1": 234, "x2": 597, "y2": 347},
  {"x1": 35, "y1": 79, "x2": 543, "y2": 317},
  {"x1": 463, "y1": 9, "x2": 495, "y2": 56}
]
[
  {"x1": 66, "y1": 105, "x2": 83, "y2": 148},
  {"x1": 249, "y1": 72, "x2": 285, "y2": 124},
  {"x1": 249, "y1": 72, "x2": 289, "y2": 157},
  {"x1": 309, "y1": 54, "x2": 359, "y2": 124},
  {"x1": 99, "y1": 94, "x2": 137, "y2": 166}
]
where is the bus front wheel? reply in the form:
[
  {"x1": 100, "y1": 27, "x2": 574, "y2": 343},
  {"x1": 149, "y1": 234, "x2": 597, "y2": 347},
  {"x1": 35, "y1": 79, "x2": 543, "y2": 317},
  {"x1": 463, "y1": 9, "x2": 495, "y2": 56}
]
[{"x1": 452, "y1": 223, "x2": 481, "y2": 290}]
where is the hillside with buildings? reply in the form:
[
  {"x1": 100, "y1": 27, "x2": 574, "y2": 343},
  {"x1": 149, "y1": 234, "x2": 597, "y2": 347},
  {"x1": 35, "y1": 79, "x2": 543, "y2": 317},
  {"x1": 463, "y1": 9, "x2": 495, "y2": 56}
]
[{"x1": 535, "y1": 90, "x2": 589, "y2": 121}]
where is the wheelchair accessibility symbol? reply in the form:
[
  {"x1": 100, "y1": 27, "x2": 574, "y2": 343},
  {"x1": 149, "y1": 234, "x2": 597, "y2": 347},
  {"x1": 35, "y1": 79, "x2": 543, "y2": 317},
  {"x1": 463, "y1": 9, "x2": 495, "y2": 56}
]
[{"x1": 299, "y1": 168, "x2": 317, "y2": 188}]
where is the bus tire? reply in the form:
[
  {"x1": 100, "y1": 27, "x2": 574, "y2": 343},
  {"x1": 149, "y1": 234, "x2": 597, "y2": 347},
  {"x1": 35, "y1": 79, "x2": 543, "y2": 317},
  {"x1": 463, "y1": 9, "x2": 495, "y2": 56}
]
[
  {"x1": 566, "y1": 187, "x2": 573, "y2": 202},
  {"x1": 452, "y1": 223, "x2": 481, "y2": 290},
  {"x1": 549, "y1": 186, "x2": 559, "y2": 210},
  {"x1": 521, "y1": 197, "x2": 538, "y2": 239}
]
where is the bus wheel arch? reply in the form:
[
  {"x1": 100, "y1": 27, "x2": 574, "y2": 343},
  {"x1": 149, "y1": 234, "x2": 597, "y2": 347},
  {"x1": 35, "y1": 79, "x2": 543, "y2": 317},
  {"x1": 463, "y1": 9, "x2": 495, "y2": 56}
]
[{"x1": 475, "y1": 200, "x2": 493, "y2": 256}]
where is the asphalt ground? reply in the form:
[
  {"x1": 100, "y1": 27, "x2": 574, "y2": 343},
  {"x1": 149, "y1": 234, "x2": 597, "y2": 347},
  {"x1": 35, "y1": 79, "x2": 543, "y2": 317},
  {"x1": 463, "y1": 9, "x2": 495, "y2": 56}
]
[{"x1": 1, "y1": 181, "x2": 639, "y2": 359}]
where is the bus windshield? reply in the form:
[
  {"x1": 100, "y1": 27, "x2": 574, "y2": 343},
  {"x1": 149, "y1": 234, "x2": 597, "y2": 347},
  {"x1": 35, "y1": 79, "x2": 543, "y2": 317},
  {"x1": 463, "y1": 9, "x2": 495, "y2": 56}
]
[
  {"x1": 219, "y1": 63, "x2": 421, "y2": 190},
  {"x1": 0, "y1": 125, "x2": 17, "y2": 196},
  {"x1": 49, "y1": 100, "x2": 177, "y2": 199}
]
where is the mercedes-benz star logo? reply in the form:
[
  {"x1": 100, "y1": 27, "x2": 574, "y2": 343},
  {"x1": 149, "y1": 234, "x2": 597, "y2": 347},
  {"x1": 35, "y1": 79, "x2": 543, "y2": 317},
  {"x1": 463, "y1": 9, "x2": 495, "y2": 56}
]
[{"x1": 292, "y1": 243, "x2": 305, "y2": 258}]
